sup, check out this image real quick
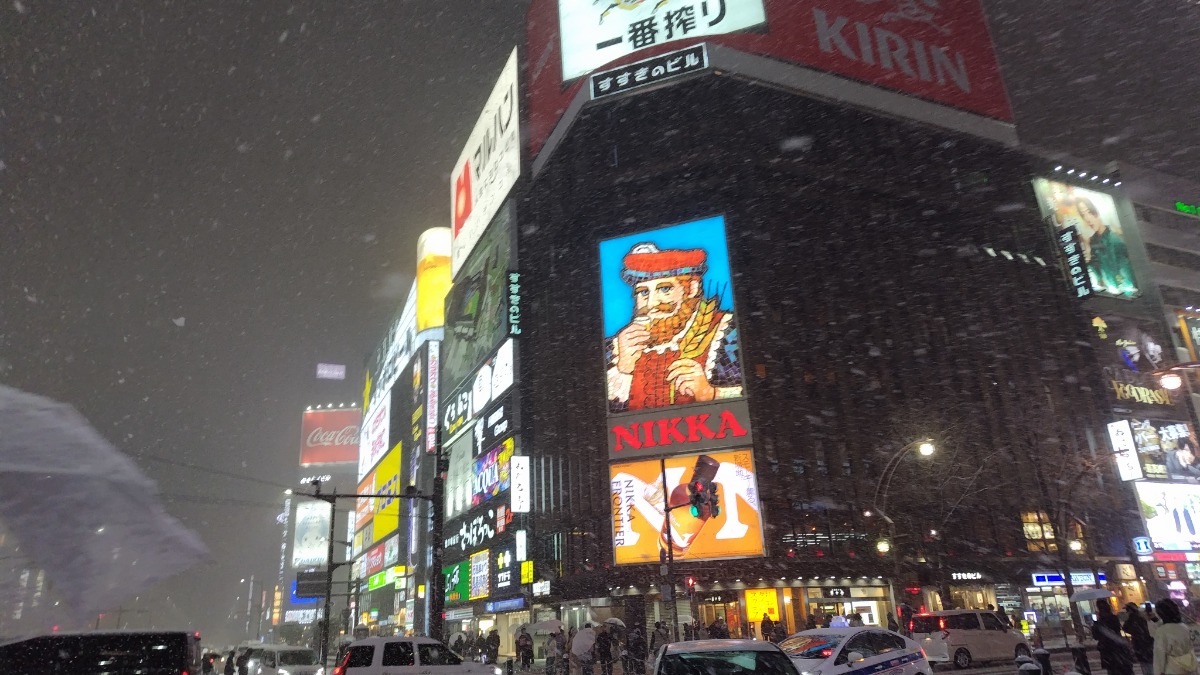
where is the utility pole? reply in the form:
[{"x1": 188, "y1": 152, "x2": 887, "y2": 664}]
[{"x1": 304, "y1": 480, "x2": 441, "y2": 667}]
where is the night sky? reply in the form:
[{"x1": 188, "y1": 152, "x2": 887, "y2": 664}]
[{"x1": 2, "y1": 0, "x2": 1198, "y2": 644}]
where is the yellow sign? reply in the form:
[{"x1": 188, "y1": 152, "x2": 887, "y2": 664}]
[
  {"x1": 745, "y1": 588, "x2": 780, "y2": 623},
  {"x1": 610, "y1": 449, "x2": 765, "y2": 565},
  {"x1": 369, "y1": 443, "x2": 403, "y2": 544},
  {"x1": 271, "y1": 586, "x2": 283, "y2": 626},
  {"x1": 521, "y1": 560, "x2": 534, "y2": 585},
  {"x1": 416, "y1": 228, "x2": 451, "y2": 332}
]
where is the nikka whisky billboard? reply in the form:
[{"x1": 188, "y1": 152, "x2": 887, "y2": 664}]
[
  {"x1": 599, "y1": 216, "x2": 765, "y2": 565},
  {"x1": 609, "y1": 449, "x2": 765, "y2": 564}
]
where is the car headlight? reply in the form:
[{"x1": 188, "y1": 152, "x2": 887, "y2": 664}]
[
  {"x1": 279, "y1": 670, "x2": 291, "y2": 675},
  {"x1": 801, "y1": 670, "x2": 822, "y2": 675},
  {"x1": 494, "y1": 667, "x2": 503, "y2": 675},
  {"x1": 314, "y1": 669, "x2": 324, "y2": 675}
]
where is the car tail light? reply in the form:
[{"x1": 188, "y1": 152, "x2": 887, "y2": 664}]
[
  {"x1": 333, "y1": 667, "x2": 344, "y2": 675},
  {"x1": 939, "y1": 618, "x2": 946, "y2": 631},
  {"x1": 820, "y1": 649, "x2": 833, "y2": 658}
]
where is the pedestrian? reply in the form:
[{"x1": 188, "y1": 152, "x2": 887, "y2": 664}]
[
  {"x1": 452, "y1": 634, "x2": 466, "y2": 654},
  {"x1": 772, "y1": 623, "x2": 788, "y2": 643},
  {"x1": 848, "y1": 613, "x2": 864, "y2": 627},
  {"x1": 650, "y1": 622, "x2": 670, "y2": 655},
  {"x1": 235, "y1": 650, "x2": 249, "y2": 675},
  {"x1": 572, "y1": 624, "x2": 597, "y2": 675},
  {"x1": 707, "y1": 618, "x2": 730, "y2": 639},
  {"x1": 1093, "y1": 600, "x2": 1135, "y2": 675},
  {"x1": 626, "y1": 627, "x2": 647, "y2": 675},
  {"x1": 486, "y1": 629, "x2": 501, "y2": 666},
  {"x1": 887, "y1": 612, "x2": 899, "y2": 632},
  {"x1": 545, "y1": 630, "x2": 560, "y2": 675},
  {"x1": 1153, "y1": 598, "x2": 1198, "y2": 675},
  {"x1": 224, "y1": 650, "x2": 235, "y2": 675},
  {"x1": 760, "y1": 614, "x2": 775, "y2": 642},
  {"x1": 518, "y1": 628, "x2": 534, "y2": 671},
  {"x1": 594, "y1": 625, "x2": 615, "y2": 675},
  {"x1": 1124, "y1": 602, "x2": 1156, "y2": 675}
]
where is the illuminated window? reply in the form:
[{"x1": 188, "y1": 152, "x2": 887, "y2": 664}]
[{"x1": 1021, "y1": 511, "x2": 1057, "y2": 552}]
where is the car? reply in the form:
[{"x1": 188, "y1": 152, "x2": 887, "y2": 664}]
[
  {"x1": 778, "y1": 628, "x2": 932, "y2": 675},
  {"x1": 333, "y1": 636, "x2": 502, "y2": 675},
  {"x1": 0, "y1": 629, "x2": 204, "y2": 675},
  {"x1": 256, "y1": 643, "x2": 323, "y2": 675},
  {"x1": 651, "y1": 639, "x2": 802, "y2": 675},
  {"x1": 909, "y1": 610, "x2": 1030, "y2": 669}
]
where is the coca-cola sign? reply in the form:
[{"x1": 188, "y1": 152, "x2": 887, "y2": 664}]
[{"x1": 300, "y1": 408, "x2": 362, "y2": 466}]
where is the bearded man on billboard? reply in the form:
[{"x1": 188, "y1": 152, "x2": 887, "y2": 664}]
[{"x1": 605, "y1": 243, "x2": 741, "y2": 412}]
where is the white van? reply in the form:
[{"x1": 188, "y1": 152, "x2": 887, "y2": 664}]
[
  {"x1": 335, "y1": 636, "x2": 501, "y2": 675},
  {"x1": 257, "y1": 644, "x2": 322, "y2": 675},
  {"x1": 909, "y1": 610, "x2": 1030, "y2": 669}
]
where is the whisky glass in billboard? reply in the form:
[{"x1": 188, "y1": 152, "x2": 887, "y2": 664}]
[
  {"x1": 1033, "y1": 178, "x2": 1139, "y2": 298},
  {"x1": 599, "y1": 216, "x2": 744, "y2": 415},
  {"x1": 609, "y1": 449, "x2": 764, "y2": 564}
]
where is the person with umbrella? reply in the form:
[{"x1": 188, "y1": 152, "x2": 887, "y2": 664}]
[
  {"x1": 571, "y1": 624, "x2": 596, "y2": 675},
  {"x1": 1153, "y1": 598, "x2": 1197, "y2": 675}
]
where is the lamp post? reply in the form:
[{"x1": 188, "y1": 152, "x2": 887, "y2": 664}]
[{"x1": 864, "y1": 439, "x2": 936, "y2": 589}]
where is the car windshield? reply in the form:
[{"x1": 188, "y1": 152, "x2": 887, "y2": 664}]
[
  {"x1": 779, "y1": 635, "x2": 844, "y2": 660},
  {"x1": 279, "y1": 649, "x2": 318, "y2": 665},
  {"x1": 660, "y1": 650, "x2": 798, "y2": 675}
]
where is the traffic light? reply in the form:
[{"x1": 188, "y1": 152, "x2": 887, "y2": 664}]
[
  {"x1": 686, "y1": 576, "x2": 696, "y2": 598},
  {"x1": 687, "y1": 478, "x2": 720, "y2": 517}
]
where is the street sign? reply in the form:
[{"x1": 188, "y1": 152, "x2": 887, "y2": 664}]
[{"x1": 295, "y1": 571, "x2": 326, "y2": 598}]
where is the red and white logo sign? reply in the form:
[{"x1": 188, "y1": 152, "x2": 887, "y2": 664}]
[
  {"x1": 364, "y1": 543, "x2": 386, "y2": 576},
  {"x1": 453, "y1": 161, "x2": 473, "y2": 236},
  {"x1": 299, "y1": 408, "x2": 361, "y2": 466}
]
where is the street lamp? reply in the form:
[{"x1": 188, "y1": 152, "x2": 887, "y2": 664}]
[{"x1": 866, "y1": 438, "x2": 937, "y2": 588}]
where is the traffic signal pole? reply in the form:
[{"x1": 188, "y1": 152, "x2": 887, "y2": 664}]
[
  {"x1": 659, "y1": 457, "x2": 680, "y2": 641},
  {"x1": 305, "y1": 480, "x2": 439, "y2": 668}
]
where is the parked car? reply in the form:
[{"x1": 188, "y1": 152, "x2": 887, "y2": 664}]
[
  {"x1": 334, "y1": 636, "x2": 502, "y2": 675},
  {"x1": 651, "y1": 639, "x2": 801, "y2": 675},
  {"x1": 909, "y1": 610, "x2": 1030, "y2": 669},
  {"x1": 778, "y1": 628, "x2": 932, "y2": 675},
  {"x1": 256, "y1": 643, "x2": 322, "y2": 675},
  {"x1": 0, "y1": 630, "x2": 204, "y2": 675}
]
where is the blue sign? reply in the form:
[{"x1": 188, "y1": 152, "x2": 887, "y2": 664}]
[
  {"x1": 485, "y1": 597, "x2": 525, "y2": 613},
  {"x1": 1133, "y1": 537, "x2": 1154, "y2": 556},
  {"x1": 291, "y1": 580, "x2": 320, "y2": 606}
]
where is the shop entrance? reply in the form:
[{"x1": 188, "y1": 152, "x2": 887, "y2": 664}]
[{"x1": 696, "y1": 592, "x2": 743, "y2": 638}]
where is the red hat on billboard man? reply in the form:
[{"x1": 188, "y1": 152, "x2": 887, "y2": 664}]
[{"x1": 608, "y1": 243, "x2": 739, "y2": 411}]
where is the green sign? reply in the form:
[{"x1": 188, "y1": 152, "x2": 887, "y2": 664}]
[
  {"x1": 1177, "y1": 202, "x2": 1200, "y2": 216},
  {"x1": 443, "y1": 560, "x2": 469, "y2": 604},
  {"x1": 368, "y1": 571, "x2": 389, "y2": 591}
]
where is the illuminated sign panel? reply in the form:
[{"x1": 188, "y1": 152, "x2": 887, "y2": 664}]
[
  {"x1": 1108, "y1": 420, "x2": 1144, "y2": 482},
  {"x1": 291, "y1": 501, "x2": 331, "y2": 569},
  {"x1": 599, "y1": 216, "x2": 751, "y2": 459},
  {"x1": 472, "y1": 437, "x2": 514, "y2": 507},
  {"x1": 1129, "y1": 419, "x2": 1199, "y2": 482},
  {"x1": 358, "y1": 393, "x2": 392, "y2": 479},
  {"x1": 451, "y1": 48, "x2": 520, "y2": 278},
  {"x1": 444, "y1": 560, "x2": 470, "y2": 604},
  {"x1": 469, "y1": 549, "x2": 491, "y2": 600},
  {"x1": 558, "y1": 0, "x2": 764, "y2": 81},
  {"x1": 300, "y1": 408, "x2": 361, "y2": 466},
  {"x1": 610, "y1": 449, "x2": 764, "y2": 564},
  {"x1": 1032, "y1": 178, "x2": 1139, "y2": 299},
  {"x1": 511, "y1": 455, "x2": 531, "y2": 513},
  {"x1": 590, "y1": 43, "x2": 709, "y2": 100},
  {"x1": 744, "y1": 588, "x2": 780, "y2": 623},
  {"x1": 1135, "y1": 482, "x2": 1200, "y2": 552},
  {"x1": 1089, "y1": 314, "x2": 1180, "y2": 414}
]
